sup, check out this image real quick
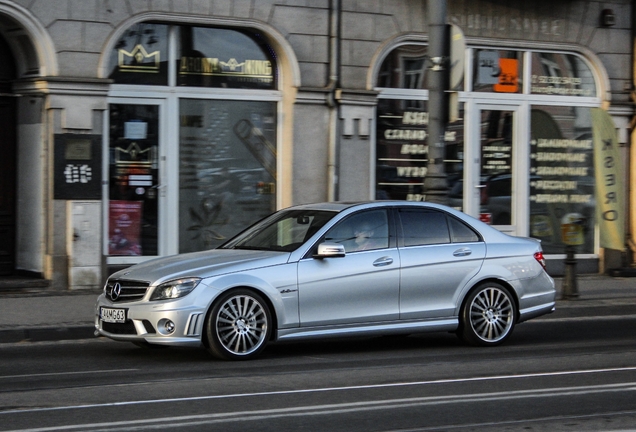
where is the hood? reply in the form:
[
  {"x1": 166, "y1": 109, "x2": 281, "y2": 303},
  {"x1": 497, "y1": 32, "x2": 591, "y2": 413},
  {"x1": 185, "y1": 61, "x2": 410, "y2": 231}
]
[{"x1": 109, "y1": 249, "x2": 291, "y2": 285}]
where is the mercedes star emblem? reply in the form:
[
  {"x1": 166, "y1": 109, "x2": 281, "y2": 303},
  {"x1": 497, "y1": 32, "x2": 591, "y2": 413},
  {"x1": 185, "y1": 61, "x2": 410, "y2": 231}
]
[{"x1": 111, "y1": 282, "x2": 122, "y2": 301}]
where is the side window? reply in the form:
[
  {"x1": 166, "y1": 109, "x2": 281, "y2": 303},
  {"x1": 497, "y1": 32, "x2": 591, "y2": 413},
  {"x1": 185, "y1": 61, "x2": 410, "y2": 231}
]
[
  {"x1": 325, "y1": 210, "x2": 389, "y2": 253},
  {"x1": 448, "y1": 217, "x2": 481, "y2": 243},
  {"x1": 400, "y1": 210, "x2": 450, "y2": 246}
]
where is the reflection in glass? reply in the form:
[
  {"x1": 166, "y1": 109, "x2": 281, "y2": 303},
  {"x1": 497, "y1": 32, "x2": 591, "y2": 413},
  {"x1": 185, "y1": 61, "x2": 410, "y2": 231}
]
[
  {"x1": 179, "y1": 99, "x2": 277, "y2": 253},
  {"x1": 108, "y1": 104, "x2": 159, "y2": 256},
  {"x1": 377, "y1": 44, "x2": 431, "y2": 91}
]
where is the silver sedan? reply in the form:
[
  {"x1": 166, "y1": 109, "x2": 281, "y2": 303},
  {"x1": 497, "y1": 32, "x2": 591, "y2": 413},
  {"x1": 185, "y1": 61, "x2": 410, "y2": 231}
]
[{"x1": 95, "y1": 201, "x2": 555, "y2": 360}]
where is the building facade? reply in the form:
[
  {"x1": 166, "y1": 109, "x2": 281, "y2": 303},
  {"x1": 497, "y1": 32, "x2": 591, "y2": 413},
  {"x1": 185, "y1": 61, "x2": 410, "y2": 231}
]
[{"x1": 0, "y1": 0, "x2": 633, "y2": 289}]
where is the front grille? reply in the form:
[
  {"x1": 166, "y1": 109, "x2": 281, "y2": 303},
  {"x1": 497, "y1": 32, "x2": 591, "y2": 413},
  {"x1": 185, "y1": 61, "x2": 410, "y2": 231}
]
[
  {"x1": 105, "y1": 279, "x2": 150, "y2": 303},
  {"x1": 102, "y1": 320, "x2": 137, "y2": 335}
]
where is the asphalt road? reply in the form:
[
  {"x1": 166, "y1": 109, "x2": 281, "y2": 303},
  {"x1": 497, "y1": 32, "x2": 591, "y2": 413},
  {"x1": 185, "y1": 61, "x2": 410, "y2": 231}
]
[{"x1": 1, "y1": 312, "x2": 635, "y2": 432}]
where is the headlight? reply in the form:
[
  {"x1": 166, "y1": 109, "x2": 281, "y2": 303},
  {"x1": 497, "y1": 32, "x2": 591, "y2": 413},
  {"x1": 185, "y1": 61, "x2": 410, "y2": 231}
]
[{"x1": 150, "y1": 278, "x2": 201, "y2": 301}]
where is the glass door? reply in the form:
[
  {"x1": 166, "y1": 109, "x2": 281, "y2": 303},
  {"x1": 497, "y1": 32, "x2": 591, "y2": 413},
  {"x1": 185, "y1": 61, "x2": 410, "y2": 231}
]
[
  {"x1": 466, "y1": 104, "x2": 527, "y2": 236},
  {"x1": 105, "y1": 101, "x2": 164, "y2": 262}
]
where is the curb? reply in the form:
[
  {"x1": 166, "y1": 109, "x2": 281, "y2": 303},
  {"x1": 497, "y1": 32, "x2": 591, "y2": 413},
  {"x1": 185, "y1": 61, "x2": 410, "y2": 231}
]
[{"x1": 0, "y1": 326, "x2": 96, "y2": 344}]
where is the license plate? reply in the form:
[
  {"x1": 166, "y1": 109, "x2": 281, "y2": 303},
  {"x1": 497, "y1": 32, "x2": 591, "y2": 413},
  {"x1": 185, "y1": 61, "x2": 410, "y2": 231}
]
[{"x1": 100, "y1": 307, "x2": 126, "y2": 323}]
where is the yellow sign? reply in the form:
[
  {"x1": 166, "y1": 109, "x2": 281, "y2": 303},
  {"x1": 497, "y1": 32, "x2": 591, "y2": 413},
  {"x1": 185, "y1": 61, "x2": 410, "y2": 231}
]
[
  {"x1": 591, "y1": 108, "x2": 625, "y2": 251},
  {"x1": 118, "y1": 44, "x2": 160, "y2": 73}
]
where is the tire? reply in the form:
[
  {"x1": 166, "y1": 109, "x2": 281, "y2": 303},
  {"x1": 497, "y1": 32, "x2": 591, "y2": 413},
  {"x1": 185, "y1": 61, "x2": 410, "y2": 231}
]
[
  {"x1": 458, "y1": 282, "x2": 516, "y2": 346},
  {"x1": 206, "y1": 289, "x2": 272, "y2": 360}
]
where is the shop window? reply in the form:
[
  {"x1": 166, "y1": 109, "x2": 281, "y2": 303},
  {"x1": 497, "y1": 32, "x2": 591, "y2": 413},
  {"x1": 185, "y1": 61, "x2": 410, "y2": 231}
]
[
  {"x1": 530, "y1": 52, "x2": 596, "y2": 97},
  {"x1": 179, "y1": 99, "x2": 277, "y2": 253},
  {"x1": 376, "y1": 99, "x2": 464, "y2": 202},
  {"x1": 472, "y1": 49, "x2": 523, "y2": 93},
  {"x1": 529, "y1": 106, "x2": 595, "y2": 254},
  {"x1": 107, "y1": 23, "x2": 169, "y2": 85},
  {"x1": 377, "y1": 45, "x2": 432, "y2": 90}
]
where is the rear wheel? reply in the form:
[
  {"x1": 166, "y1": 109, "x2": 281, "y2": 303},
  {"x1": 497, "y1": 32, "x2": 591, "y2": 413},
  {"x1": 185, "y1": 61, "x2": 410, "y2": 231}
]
[
  {"x1": 458, "y1": 282, "x2": 516, "y2": 346},
  {"x1": 206, "y1": 289, "x2": 272, "y2": 360}
]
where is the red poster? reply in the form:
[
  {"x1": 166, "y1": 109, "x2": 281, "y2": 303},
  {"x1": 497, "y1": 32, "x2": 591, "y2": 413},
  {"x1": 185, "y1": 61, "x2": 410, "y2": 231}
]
[{"x1": 108, "y1": 200, "x2": 143, "y2": 255}]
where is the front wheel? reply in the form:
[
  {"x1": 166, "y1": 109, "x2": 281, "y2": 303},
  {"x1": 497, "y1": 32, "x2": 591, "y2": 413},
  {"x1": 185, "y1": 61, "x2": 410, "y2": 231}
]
[
  {"x1": 206, "y1": 289, "x2": 272, "y2": 360},
  {"x1": 458, "y1": 282, "x2": 516, "y2": 346}
]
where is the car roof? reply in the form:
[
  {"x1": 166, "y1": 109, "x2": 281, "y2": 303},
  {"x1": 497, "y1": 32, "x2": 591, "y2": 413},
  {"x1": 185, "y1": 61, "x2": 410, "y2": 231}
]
[
  {"x1": 285, "y1": 200, "x2": 515, "y2": 241},
  {"x1": 286, "y1": 201, "x2": 462, "y2": 213}
]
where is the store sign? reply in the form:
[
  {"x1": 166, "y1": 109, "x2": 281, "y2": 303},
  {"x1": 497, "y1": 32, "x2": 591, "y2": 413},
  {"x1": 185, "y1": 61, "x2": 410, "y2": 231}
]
[
  {"x1": 477, "y1": 51, "x2": 500, "y2": 85},
  {"x1": 476, "y1": 51, "x2": 519, "y2": 93},
  {"x1": 530, "y1": 53, "x2": 595, "y2": 97},
  {"x1": 178, "y1": 57, "x2": 273, "y2": 87},
  {"x1": 118, "y1": 44, "x2": 160, "y2": 73},
  {"x1": 493, "y1": 59, "x2": 519, "y2": 93},
  {"x1": 591, "y1": 108, "x2": 625, "y2": 251},
  {"x1": 529, "y1": 138, "x2": 593, "y2": 203},
  {"x1": 54, "y1": 135, "x2": 101, "y2": 200}
]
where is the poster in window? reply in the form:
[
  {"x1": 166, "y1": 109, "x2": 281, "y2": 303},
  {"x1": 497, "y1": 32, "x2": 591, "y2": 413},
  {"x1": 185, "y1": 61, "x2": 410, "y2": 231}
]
[{"x1": 108, "y1": 201, "x2": 143, "y2": 256}]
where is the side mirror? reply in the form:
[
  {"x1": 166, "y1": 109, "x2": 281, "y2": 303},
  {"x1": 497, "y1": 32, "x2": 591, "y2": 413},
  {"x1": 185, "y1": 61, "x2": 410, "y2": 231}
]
[{"x1": 313, "y1": 242, "x2": 345, "y2": 259}]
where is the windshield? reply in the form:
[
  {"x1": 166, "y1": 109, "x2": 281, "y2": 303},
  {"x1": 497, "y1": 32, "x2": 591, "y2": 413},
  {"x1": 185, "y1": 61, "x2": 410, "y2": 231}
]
[{"x1": 220, "y1": 210, "x2": 336, "y2": 252}]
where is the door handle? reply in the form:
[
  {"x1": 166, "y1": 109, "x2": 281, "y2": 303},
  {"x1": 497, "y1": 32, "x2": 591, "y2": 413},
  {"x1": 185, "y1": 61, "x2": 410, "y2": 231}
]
[
  {"x1": 453, "y1": 248, "x2": 472, "y2": 257},
  {"x1": 373, "y1": 257, "x2": 394, "y2": 267}
]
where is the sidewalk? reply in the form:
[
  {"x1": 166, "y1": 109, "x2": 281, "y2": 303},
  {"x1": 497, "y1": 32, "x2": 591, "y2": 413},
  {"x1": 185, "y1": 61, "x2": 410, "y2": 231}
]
[{"x1": 0, "y1": 275, "x2": 634, "y2": 344}]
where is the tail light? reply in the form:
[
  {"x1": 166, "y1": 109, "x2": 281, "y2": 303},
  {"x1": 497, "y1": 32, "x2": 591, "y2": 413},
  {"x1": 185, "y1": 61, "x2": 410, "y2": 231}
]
[{"x1": 534, "y1": 251, "x2": 546, "y2": 271}]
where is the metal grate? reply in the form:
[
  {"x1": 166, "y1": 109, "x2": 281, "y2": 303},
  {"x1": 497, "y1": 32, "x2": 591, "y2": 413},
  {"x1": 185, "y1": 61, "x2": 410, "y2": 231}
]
[
  {"x1": 102, "y1": 320, "x2": 137, "y2": 335},
  {"x1": 142, "y1": 320, "x2": 156, "y2": 334},
  {"x1": 105, "y1": 279, "x2": 150, "y2": 303}
]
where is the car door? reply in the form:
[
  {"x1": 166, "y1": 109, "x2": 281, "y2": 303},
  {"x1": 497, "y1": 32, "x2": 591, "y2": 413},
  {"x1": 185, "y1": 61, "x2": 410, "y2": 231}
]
[
  {"x1": 297, "y1": 209, "x2": 400, "y2": 326},
  {"x1": 397, "y1": 208, "x2": 486, "y2": 319}
]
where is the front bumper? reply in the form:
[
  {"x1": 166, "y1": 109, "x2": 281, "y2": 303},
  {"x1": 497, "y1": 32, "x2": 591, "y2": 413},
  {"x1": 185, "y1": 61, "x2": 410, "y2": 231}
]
[{"x1": 95, "y1": 294, "x2": 207, "y2": 347}]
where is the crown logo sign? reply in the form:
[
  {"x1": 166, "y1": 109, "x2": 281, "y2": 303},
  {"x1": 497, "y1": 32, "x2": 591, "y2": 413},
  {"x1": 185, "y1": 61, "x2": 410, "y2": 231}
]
[
  {"x1": 118, "y1": 44, "x2": 160, "y2": 73},
  {"x1": 219, "y1": 58, "x2": 245, "y2": 72}
]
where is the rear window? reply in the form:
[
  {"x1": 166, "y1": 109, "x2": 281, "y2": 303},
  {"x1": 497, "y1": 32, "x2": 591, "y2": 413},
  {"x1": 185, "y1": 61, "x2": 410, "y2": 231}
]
[
  {"x1": 399, "y1": 210, "x2": 450, "y2": 246},
  {"x1": 448, "y1": 216, "x2": 480, "y2": 243},
  {"x1": 399, "y1": 210, "x2": 481, "y2": 246}
]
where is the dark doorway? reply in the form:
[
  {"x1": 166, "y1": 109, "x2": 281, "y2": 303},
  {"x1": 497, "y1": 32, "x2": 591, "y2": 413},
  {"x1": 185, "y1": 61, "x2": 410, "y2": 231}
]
[{"x1": 0, "y1": 33, "x2": 17, "y2": 275}]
